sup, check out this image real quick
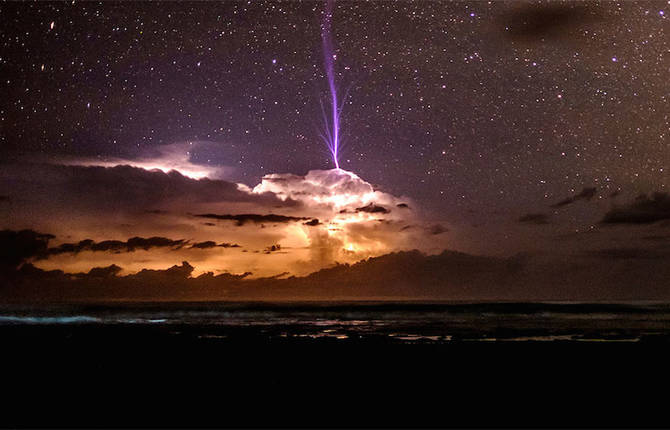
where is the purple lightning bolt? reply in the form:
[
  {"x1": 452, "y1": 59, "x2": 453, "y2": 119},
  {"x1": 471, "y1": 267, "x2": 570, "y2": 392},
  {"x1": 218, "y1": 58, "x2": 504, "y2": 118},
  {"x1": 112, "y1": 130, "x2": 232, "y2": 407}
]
[{"x1": 321, "y1": 0, "x2": 342, "y2": 169}]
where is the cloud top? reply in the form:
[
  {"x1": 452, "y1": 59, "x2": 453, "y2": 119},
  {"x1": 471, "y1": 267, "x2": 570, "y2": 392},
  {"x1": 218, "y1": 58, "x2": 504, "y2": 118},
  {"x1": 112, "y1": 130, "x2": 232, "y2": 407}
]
[{"x1": 252, "y1": 169, "x2": 402, "y2": 214}]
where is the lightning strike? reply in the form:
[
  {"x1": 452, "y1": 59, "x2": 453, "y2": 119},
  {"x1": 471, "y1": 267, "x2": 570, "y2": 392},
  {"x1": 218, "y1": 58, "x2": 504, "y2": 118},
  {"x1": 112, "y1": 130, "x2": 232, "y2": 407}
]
[{"x1": 321, "y1": 0, "x2": 343, "y2": 169}]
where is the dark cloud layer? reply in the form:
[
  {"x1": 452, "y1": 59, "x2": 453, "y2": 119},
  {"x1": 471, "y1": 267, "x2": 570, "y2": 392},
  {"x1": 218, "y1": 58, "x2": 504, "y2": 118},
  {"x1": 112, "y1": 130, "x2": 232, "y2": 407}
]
[
  {"x1": 426, "y1": 224, "x2": 449, "y2": 235},
  {"x1": 355, "y1": 203, "x2": 391, "y2": 214},
  {"x1": 87, "y1": 264, "x2": 123, "y2": 278},
  {"x1": 5, "y1": 240, "x2": 670, "y2": 302},
  {"x1": 550, "y1": 187, "x2": 597, "y2": 208},
  {"x1": 498, "y1": 3, "x2": 603, "y2": 41},
  {"x1": 195, "y1": 213, "x2": 310, "y2": 226},
  {"x1": 44, "y1": 236, "x2": 187, "y2": 257},
  {"x1": 0, "y1": 248, "x2": 521, "y2": 301},
  {"x1": 0, "y1": 229, "x2": 54, "y2": 273},
  {"x1": 0, "y1": 162, "x2": 295, "y2": 216},
  {"x1": 518, "y1": 213, "x2": 550, "y2": 225},
  {"x1": 190, "y1": 241, "x2": 241, "y2": 249},
  {"x1": 601, "y1": 192, "x2": 670, "y2": 225}
]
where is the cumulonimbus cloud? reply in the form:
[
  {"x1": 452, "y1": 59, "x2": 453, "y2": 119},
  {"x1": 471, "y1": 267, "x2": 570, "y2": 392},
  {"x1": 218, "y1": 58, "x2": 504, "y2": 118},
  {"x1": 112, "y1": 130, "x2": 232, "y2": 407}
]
[{"x1": 0, "y1": 159, "x2": 449, "y2": 277}]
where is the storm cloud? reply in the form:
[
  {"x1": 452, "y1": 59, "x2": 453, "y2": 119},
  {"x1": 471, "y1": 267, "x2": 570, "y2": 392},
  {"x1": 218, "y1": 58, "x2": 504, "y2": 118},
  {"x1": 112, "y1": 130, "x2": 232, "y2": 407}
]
[
  {"x1": 0, "y1": 161, "x2": 450, "y2": 278},
  {"x1": 601, "y1": 192, "x2": 670, "y2": 225}
]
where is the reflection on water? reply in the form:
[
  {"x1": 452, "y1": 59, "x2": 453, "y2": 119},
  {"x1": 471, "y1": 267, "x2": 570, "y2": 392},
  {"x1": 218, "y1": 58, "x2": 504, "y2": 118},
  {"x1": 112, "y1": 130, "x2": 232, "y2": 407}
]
[{"x1": 1, "y1": 302, "x2": 670, "y2": 343}]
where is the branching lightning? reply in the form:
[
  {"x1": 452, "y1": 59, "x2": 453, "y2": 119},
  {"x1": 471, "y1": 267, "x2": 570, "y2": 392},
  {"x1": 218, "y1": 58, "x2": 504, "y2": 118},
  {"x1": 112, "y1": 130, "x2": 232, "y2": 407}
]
[{"x1": 321, "y1": 0, "x2": 343, "y2": 169}]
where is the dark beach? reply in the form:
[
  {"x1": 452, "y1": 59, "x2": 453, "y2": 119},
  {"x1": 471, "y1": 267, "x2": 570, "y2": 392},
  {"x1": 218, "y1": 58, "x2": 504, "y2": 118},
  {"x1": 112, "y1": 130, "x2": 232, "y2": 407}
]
[{"x1": 2, "y1": 302, "x2": 669, "y2": 428}]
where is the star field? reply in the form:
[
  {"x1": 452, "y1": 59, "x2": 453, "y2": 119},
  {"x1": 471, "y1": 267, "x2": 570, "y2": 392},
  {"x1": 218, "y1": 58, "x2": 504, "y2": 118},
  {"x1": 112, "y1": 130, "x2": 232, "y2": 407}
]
[{"x1": 1, "y1": 0, "x2": 669, "y2": 229}]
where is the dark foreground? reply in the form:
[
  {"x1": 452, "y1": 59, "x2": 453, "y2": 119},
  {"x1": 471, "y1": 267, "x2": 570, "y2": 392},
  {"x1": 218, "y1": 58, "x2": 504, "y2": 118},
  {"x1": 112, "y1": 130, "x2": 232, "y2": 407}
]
[{"x1": 2, "y1": 302, "x2": 670, "y2": 428}]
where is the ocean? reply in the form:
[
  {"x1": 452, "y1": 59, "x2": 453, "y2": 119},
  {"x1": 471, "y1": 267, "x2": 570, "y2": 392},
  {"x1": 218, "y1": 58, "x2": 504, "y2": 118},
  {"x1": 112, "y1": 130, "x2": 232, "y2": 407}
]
[{"x1": 2, "y1": 301, "x2": 670, "y2": 343}]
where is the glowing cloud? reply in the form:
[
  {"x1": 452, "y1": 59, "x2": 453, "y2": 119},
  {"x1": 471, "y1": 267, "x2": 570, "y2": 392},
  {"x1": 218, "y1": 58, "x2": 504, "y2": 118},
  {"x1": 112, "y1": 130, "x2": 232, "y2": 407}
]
[
  {"x1": 3, "y1": 159, "x2": 448, "y2": 279},
  {"x1": 250, "y1": 168, "x2": 437, "y2": 267},
  {"x1": 253, "y1": 168, "x2": 384, "y2": 210},
  {"x1": 61, "y1": 143, "x2": 224, "y2": 180}
]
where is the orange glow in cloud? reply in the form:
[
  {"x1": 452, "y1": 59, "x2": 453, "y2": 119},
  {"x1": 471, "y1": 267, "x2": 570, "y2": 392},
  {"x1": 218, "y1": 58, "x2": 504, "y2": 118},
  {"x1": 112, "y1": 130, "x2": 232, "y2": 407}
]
[{"x1": 26, "y1": 162, "x2": 448, "y2": 278}]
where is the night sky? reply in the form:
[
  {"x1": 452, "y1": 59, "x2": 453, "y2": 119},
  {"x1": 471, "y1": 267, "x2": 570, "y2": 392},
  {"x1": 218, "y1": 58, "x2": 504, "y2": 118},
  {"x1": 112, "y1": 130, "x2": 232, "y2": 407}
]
[{"x1": 2, "y1": 1, "x2": 670, "y2": 301}]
